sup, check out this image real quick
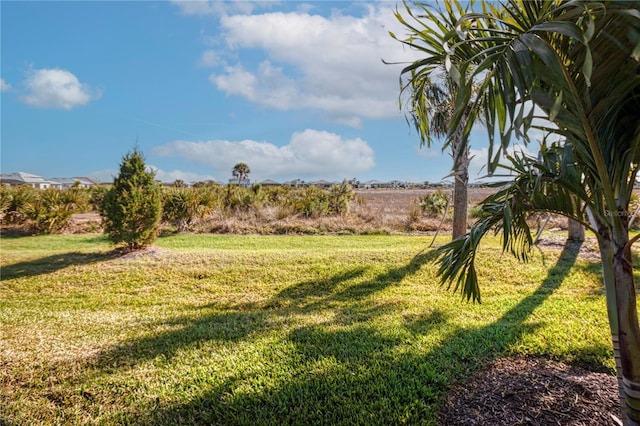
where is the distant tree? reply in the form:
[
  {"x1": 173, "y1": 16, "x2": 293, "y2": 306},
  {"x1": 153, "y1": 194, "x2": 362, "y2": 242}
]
[
  {"x1": 232, "y1": 163, "x2": 251, "y2": 185},
  {"x1": 100, "y1": 148, "x2": 162, "y2": 250}
]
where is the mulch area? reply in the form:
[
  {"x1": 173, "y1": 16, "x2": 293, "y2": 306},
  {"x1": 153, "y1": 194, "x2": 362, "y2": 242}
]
[{"x1": 438, "y1": 357, "x2": 621, "y2": 425}]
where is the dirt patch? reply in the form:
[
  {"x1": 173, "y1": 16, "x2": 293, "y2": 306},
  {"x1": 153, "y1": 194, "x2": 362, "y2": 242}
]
[
  {"x1": 64, "y1": 212, "x2": 102, "y2": 234},
  {"x1": 535, "y1": 236, "x2": 601, "y2": 261},
  {"x1": 112, "y1": 245, "x2": 170, "y2": 260},
  {"x1": 438, "y1": 357, "x2": 620, "y2": 426}
]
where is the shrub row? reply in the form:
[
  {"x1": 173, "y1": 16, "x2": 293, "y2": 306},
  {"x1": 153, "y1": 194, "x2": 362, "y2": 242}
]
[
  {"x1": 162, "y1": 180, "x2": 356, "y2": 228},
  {"x1": 0, "y1": 184, "x2": 91, "y2": 234},
  {"x1": 0, "y1": 181, "x2": 357, "y2": 235}
]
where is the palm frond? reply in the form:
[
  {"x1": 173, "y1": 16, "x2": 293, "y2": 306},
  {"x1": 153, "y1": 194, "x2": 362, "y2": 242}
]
[
  {"x1": 435, "y1": 139, "x2": 588, "y2": 303},
  {"x1": 447, "y1": 0, "x2": 640, "y2": 215}
]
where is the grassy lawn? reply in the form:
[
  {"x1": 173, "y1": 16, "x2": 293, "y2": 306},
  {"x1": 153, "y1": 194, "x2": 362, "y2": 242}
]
[{"x1": 0, "y1": 233, "x2": 617, "y2": 425}]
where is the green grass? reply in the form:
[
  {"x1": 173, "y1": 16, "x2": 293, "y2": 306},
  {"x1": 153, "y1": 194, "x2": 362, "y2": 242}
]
[{"x1": 0, "y1": 233, "x2": 618, "y2": 425}]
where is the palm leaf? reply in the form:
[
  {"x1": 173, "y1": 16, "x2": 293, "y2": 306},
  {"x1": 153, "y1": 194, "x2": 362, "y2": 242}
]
[{"x1": 435, "y1": 139, "x2": 587, "y2": 302}]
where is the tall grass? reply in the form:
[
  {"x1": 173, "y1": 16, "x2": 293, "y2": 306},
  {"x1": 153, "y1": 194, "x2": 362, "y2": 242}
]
[{"x1": 0, "y1": 233, "x2": 616, "y2": 425}]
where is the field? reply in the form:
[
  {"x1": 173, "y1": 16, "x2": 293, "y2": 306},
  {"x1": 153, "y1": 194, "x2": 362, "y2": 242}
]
[
  {"x1": 65, "y1": 187, "x2": 570, "y2": 236},
  {"x1": 0, "y1": 227, "x2": 625, "y2": 425}
]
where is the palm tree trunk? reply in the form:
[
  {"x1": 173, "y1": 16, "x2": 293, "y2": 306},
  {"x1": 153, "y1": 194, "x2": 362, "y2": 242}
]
[
  {"x1": 568, "y1": 218, "x2": 585, "y2": 241},
  {"x1": 452, "y1": 168, "x2": 468, "y2": 239},
  {"x1": 613, "y1": 241, "x2": 640, "y2": 425},
  {"x1": 599, "y1": 227, "x2": 640, "y2": 425},
  {"x1": 451, "y1": 122, "x2": 469, "y2": 240}
]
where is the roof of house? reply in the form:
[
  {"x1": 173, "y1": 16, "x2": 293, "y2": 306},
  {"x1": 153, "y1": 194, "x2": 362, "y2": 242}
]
[
  {"x1": 1, "y1": 172, "x2": 48, "y2": 183},
  {"x1": 1, "y1": 172, "x2": 61, "y2": 186},
  {"x1": 73, "y1": 177, "x2": 101, "y2": 185},
  {"x1": 1, "y1": 172, "x2": 98, "y2": 187},
  {"x1": 49, "y1": 177, "x2": 82, "y2": 185}
]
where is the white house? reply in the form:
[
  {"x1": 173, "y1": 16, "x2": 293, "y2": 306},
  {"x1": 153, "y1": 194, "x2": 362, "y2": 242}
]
[
  {"x1": 0, "y1": 172, "x2": 98, "y2": 189},
  {"x1": 361, "y1": 180, "x2": 385, "y2": 189},
  {"x1": 0, "y1": 172, "x2": 59, "y2": 189},
  {"x1": 48, "y1": 177, "x2": 97, "y2": 189}
]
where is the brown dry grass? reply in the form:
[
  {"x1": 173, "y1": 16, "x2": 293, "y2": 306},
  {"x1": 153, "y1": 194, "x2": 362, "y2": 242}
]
[{"x1": 61, "y1": 188, "x2": 574, "y2": 235}]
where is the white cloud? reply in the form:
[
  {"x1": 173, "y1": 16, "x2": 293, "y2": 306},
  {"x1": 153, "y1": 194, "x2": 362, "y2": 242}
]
[
  {"x1": 205, "y1": 4, "x2": 423, "y2": 126},
  {"x1": 151, "y1": 129, "x2": 375, "y2": 181},
  {"x1": 469, "y1": 143, "x2": 537, "y2": 182},
  {"x1": 89, "y1": 167, "x2": 216, "y2": 184},
  {"x1": 211, "y1": 61, "x2": 298, "y2": 110},
  {"x1": 199, "y1": 50, "x2": 221, "y2": 67},
  {"x1": 20, "y1": 68, "x2": 102, "y2": 110},
  {"x1": 0, "y1": 78, "x2": 12, "y2": 92},
  {"x1": 416, "y1": 147, "x2": 441, "y2": 159},
  {"x1": 147, "y1": 166, "x2": 216, "y2": 183}
]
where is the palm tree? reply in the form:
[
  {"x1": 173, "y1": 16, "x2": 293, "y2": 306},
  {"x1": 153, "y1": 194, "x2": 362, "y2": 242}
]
[
  {"x1": 232, "y1": 162, "x2": 250, "y2": 186},
  {"x1": 390, "y1": 1, "x2": 476, "y2": 239},
  {"x1": 417, "y1": 1, "x2": 640, "y2": 423}
]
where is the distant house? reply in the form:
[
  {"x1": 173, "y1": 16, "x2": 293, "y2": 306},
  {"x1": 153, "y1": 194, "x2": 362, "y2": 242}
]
[
  {"x1": 388, "y1": 180, "x2": 413, "y2": 189},
  {"x1": 310, "y1": 180, "x2": 333, "y2": 189},
  {"x1": 361, "y1": 180, "x2": 385, "y2": 189},
  {"x1": 259, "y1": 179, "x2": 280, "y2": 187},
  {"x1": 0, "y1": 172, "x2": 59, "y2": 189},
  {"x1": 191, "y1": 180, "x2": 223, "y2": 187},
  {"x1": 0, "y1": 172, "x2": 99, "y2": 189},
  {"x1": 228, "y1": 178, "x2": 251, "y2": 187},
  {"x1": 282, "y1": 179, "x2": 304, "y2": 187},
  {"x1": 48, "y1": 177, "x2": 97, "y2": 189}
]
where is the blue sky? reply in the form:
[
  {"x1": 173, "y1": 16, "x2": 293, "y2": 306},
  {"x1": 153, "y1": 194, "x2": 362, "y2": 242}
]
[{"x1": 1, "y1": 0, "x2": 504, "y2": 184}]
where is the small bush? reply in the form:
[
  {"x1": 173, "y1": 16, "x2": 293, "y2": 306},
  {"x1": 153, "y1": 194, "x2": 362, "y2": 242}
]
[
  {"x1": 407, "y1": 204, "x2": 422, "y2": 224},
  {"x1": 24, "y1": 187, "x2": 86, "y2": 233},
  {"x1": 162, "y1": 186, "x2": 213, "y2": 232},
  {"x1": 89, "y1": 185, "x2": 109, "y2": 212},
  {"x1": 417, "y1": 190, "x2": 449, "y2": 217},
  {"x1": 222, "y1": 184, "x2": 262, "y2": 214},
  {"x1": 328, "y1": 181, "x2": 355, "y2": 216},
  {"x1": 264, "y1": 186, "x2": 290, "y2": 204},
  {"x1": 0, "y1": 186, "x2": 15, "y2": 223},
  {"x1": 288, "y1": 187, "x2": 329, "y2": 218},
  {"x1": 1, "y1": 185, "x2": 37, "y2": 224}
]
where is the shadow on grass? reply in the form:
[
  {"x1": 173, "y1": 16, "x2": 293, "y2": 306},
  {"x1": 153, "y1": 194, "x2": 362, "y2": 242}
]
[
  {"x1": 92, "y1": 252, "x2": 435, "y2": 370},
  {"x1": 573, "y1": 248, "x2": 640, "y2": 295},
  {"x1": 1, "y1": 251, "x2": 118, "y2": 280},
  {"x1": 274, "y1": 250, "x2": 435, "y2": 314},
  {"x1": 95, "y1": 241, "x2": 587, "y2": 424},
  {"x1": 273, "y1": 267, "x2": 370, "y2": 306},
  {"x1": 92, "y1": 267, "x2": 372, "y2": 370}
]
